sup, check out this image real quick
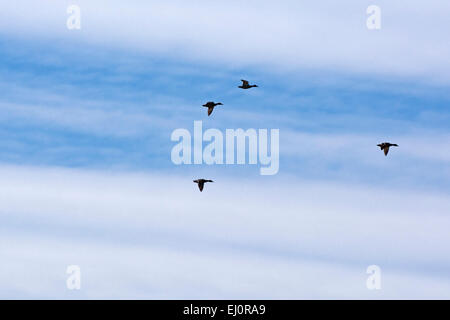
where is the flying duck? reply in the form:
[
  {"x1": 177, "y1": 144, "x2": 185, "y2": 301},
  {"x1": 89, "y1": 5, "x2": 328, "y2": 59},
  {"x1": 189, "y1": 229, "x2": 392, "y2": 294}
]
[
  {"x1": 193, "y1": 179, "x2": 214, "y2": 192},
  {"x1": 377, "y1": 142, "x2": 398, "y2": 156},
  {"x1": 202, "y1": 101, "x2": 223, "y2": 116},
  {"x1": 238, "y1": 79, "x2": 258, "y2": 89}
]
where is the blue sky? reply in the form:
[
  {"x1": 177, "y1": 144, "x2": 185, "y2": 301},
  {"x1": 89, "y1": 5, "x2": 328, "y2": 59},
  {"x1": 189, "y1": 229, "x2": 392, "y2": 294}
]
[{"x1": 0, "y1": 0, "x2": 449, "y2": 299}]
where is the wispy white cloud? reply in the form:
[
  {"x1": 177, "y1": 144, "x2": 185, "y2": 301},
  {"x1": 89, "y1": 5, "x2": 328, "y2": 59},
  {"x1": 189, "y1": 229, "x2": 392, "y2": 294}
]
[
  {"x1": 0, "y1": 165, "x2": 449, "y2": 298},
  {"x1": 3, "y1": 233, "x2": 450, "y2": 299},
  {"x1": 1, "y1": 1, "x2": 450, "y2": 82}
]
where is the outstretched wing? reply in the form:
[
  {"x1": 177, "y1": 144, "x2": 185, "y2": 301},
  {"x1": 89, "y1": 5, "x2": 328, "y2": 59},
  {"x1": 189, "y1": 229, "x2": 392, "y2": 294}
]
[
  {"x1": 241, "y1": 79, "x2": 249, "y2": 86},
  {"x1": 207, "y1": 106, "x2": 214, "y2": 116},
  {"x1": 384, "y1": 146, "x2": 389, "y2": 156}
]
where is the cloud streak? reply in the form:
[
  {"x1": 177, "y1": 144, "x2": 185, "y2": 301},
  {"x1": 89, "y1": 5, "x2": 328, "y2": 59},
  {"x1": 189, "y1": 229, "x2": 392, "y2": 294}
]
[
  {"x1": 1, "y1": 1, "x2": 450, "y2": 83},
  {"x1": 0, "y1": 165, "x2": 449, "y2": 298}
]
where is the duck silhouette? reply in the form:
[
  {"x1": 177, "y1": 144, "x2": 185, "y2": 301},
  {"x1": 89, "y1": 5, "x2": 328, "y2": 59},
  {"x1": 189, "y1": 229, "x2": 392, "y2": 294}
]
[
  {"x1": 377, "y1": 142, "x2": 398, "y2": 156},
  {"x1": 193, "y1": 179, "x2": 214, "y2": 192},
  {"x1": 238, "y1": 79, "x2": 258, "y2": 89},
  {"x1": 202, "y1": 101, "x2": 223, "y2": 116}
]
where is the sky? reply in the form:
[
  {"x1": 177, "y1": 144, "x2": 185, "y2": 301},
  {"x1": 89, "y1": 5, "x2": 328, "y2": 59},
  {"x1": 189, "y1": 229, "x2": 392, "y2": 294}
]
[{"x1": 0, "y1": 0, "x2": 449, "y2": 299}]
